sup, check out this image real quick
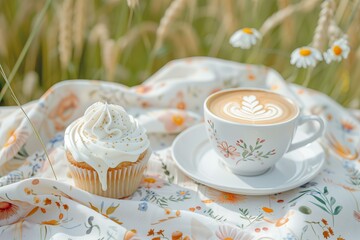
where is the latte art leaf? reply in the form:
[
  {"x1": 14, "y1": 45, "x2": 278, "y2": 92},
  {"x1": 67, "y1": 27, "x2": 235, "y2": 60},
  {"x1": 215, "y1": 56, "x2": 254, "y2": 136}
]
[{"x1": 223, "y1": 95, "x2": 283, "y2": 121}]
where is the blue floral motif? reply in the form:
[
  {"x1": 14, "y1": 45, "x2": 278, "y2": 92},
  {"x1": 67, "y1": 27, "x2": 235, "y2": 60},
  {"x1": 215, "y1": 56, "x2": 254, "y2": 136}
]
[
  {"x1": 176, "y1": 190, "x2": 190, "y2": 200},
  {"x1": 282, "y1": 233, "x2": 296, "y2": 240},
  {"x1": 138, "y1": 202, "x2": 148, "y2": 211},
  {"x1": 343, "y1": 161, "x2": 355, "y2": 171},
  {"x1": 48, "y1": 133, "x2": 64, "y2": 148}
]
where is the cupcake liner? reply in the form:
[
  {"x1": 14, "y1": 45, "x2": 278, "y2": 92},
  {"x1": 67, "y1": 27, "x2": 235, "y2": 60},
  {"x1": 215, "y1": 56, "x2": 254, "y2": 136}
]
[{"x1": 68, "y1": 149, "x2": 151, "y2": 198}]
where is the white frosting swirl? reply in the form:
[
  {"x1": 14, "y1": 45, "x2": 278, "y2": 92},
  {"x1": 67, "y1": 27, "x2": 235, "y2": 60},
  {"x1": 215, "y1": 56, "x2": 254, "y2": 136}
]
[
  {"x1": 223, "y1": 95, "x2": 283, "y2": 121},
  {"x1": 64, "y1": 102, "x2": 149, "y2": 191}
]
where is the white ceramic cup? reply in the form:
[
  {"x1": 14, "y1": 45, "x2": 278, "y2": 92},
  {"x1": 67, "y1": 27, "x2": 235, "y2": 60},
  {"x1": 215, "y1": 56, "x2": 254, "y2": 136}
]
[{"x1": 204, "y1": 88, "x2": 325, "y2": 176}]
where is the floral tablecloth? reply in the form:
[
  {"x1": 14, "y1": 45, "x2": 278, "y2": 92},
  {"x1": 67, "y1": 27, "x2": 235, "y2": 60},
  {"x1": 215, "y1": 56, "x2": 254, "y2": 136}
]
[{"x1": 0, "y1": 57, "x2": 359, "y2": 240}]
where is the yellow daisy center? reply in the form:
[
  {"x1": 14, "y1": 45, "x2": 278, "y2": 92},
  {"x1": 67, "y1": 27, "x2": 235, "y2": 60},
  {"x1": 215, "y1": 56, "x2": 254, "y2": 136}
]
[
  {"x1": 333, "y1": 45, "x2": 342, "y2": 56},
  {"x1": 143, "y1": 177, "x2": 156, "y2": 184},
  {"x1": 224, "y1": 238, "x2": 233, "y2": 240},
  {"x1": 299, "y1": 49, "x2": 311, "y2": 56},
  {"x1": 242, "y1": 28, "x2": 253, "y2": 34},
  {"x1": 172, "y1": 115, "x2": 184, "y2": 126}
]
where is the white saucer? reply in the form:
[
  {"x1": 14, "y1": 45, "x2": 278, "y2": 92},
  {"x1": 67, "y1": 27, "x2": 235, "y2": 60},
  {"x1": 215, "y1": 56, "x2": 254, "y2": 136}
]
[{"x1": 172, "y1": 123, "x2": 325, "y2": 195}]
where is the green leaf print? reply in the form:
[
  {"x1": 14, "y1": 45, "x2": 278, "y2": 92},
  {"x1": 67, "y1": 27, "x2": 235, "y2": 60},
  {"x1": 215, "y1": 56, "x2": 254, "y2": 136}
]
[{"x1": 334, "y1": 206, "x2": 343, "y2": 215}]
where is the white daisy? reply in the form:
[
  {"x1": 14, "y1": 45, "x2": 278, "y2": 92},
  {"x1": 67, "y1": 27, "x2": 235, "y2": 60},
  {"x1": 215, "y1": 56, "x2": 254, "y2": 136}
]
[
  {"x1": 324, "y1": 38, "x2": 350, "y2": 63},
  {"x1": 290, "y1": 47, "x2": 323, "y2": 68},
  {"x1": 215, "y1": 225, "x2": 254, "y2": 240},
  {"x1": 229, "y1": 28, "x2": 262, "y2": 49}
]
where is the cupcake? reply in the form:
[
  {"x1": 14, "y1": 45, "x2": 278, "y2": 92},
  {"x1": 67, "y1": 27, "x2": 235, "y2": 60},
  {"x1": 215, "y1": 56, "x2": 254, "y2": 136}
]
[{"x1": 64, "y1": 102, "x2": 150, "y2": 198}]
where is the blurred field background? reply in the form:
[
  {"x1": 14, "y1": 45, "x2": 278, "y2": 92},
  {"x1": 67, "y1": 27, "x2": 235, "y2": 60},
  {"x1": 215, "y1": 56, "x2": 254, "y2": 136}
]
[{"x1": 0, "y1": 0, "x2": 359, "y2": 107}]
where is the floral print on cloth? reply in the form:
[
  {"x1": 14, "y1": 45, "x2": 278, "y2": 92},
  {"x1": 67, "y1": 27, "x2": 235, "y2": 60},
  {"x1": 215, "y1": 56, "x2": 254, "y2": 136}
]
[{"x1": 0, "y1": 57, "x2": 359, "y2": 239}]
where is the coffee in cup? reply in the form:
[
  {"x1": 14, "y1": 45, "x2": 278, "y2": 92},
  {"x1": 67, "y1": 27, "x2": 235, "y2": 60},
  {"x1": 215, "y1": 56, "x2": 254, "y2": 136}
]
[
  {"x1": 207, "y1": 89, "x2": 298, "y2": 125},
  {"x1": 204, "y1": 88, "x2": 324, "y2": 176}
]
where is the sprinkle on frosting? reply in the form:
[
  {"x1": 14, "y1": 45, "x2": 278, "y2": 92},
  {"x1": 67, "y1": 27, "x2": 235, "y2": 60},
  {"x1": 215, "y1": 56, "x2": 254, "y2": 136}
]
[{"x1": 64, "y1": 102, "x2": 149, "y2": 191}]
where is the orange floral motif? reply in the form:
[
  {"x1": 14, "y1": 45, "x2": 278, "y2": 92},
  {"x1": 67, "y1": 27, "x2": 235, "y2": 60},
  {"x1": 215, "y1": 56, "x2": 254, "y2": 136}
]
[
  {"x1": 124, "y1": 230, "x2": 136, "y2": 240},
  {"x1": 158, "y1": 111, "x2": 194, "y2": 133},
  {"x1": 271, "y1": 84, "x2": 279, "y2": 90},
  {"x1": 147, "y1": 229, "x2": 155, "y2": 236},
  {"x1": 3, "y1": 130, "x2": 17, "y2": 148},
  {"x1": 323, "y1": 231, "x2": 330, "y2": 239},
  {"x1": 156, "y1": 229, "x2": 165, "y2": 236},
  {"x1": 263, "y1": 210, "x2": 294, "y2": 227},
  {"x1": 327, "y1": 133, "x2": 359, "y2": 160},
  {"x1": 140, "y1": 175, "x2": 166, "y2": 189},
  {"x1": 206, "y1": 189, "x2": 246, "y2": 204},
  {"x1": 31, "y1": 179, "x2": 39, "y2": 185},
  {"x1": 63, "y1": 204, "x2": 69, "y2": 210},
  {"x1": 41, "y1": 220, "x2": 59, "y2": 225},
  {"x1": 44, "y1": 198, "x2": 52, "y2": 205},
  {"x1": 297, "y1": 89, "x2": 305, "y2": 95},
  {"x1": 2, "y1": 128, "x2": 29, "y2": 162},
  {"x1": 34, "y1": 197, "x2": 40, "y2": 204},
  {"x1": 170, "y1": 92, "x2": 186, "y2": 110},
  {"x1": 328, "y1": 227, "x2": 334, "y2": 235},
  {"x1": 24, "y1": 188, "x2": 32, "y2": 195},
  {"x1": 262, "y1": 207, "x2": 274, "y2": 213},
  {"x1": 341, "y1": 120, "x2": 356, "y2": 132},
  {"x1": 165, "y1": 208, "x2": 171, "y2": 215},
  {"x1": 135, "y1": 85, "x2": 152, "y2": 94},
  {"x1": 172, "y1": 115, "x2": 184, "y2": 126},
  {"x1": 48, "y1": 92, "x2": 79, "y2": 131},
  {"x1": 321, "y1": 218, "x2": 328, "y2": 225},
  {"x1": 248, "y1": 73, "x2": 256, "y2": 81},
  {"x1": 172, "y1": 231, "x2": 183, "y2": 240},
  {"x1": 59, "y1": 213, "x2": 64, "y2": 220}
]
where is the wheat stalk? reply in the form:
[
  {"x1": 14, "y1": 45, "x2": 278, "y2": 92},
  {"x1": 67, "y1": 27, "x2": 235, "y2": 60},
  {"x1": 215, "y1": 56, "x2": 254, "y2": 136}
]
[
  {"x1": 328, "y1": 20, "x2": 343, "y2": 44},
  {"x1": 312, "y1": 0, "x2": 335, "y2": 50},
  {"x1": 127, "y1": 0, "x2": 139, "y2": 9},
  {"x1": 58, "y1": 0, "x2": 73, "y2": 70},
  {"x1": 153, "y1": 0, "x2": 187, "y2": 52},
  {"x1": 22, "y1": 71, "x2": 38, "y2": 100},
  {"x1": 176, "y1": 23, "x2": 199, "y2": 54},
  {"x1": 73, "y1": 0, "x2": 87, "y2": 60},
  {"x1": 102, "y1": 39, "x2": 120, "y2": 81},
  {"x1": 117, "y1": 22, "x2": 157, "y2": 50},
  {"x1": 89, "y1": 23, "x2": 109, "y2": 45},
  {"x1": 0, "y1": 65, "x2": 57, "y2": 180},
  {"x1": 277, "y1": 0, "x2": 294, "y2": 48},
  {"x1": 260, "y1": 0, "x2": 320, "y2": 36},
  {"x1": 0, "y1": 15, "x2": 8, "y2": 58},
  {"x1": 222, "y1": 0, "x2": 236, "y2": 34}
]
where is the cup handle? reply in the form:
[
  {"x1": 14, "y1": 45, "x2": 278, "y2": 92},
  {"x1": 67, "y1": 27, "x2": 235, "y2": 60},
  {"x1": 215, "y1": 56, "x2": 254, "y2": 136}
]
[{"x1": 287, "y1": 115, "x2": 325, "y2": 152}]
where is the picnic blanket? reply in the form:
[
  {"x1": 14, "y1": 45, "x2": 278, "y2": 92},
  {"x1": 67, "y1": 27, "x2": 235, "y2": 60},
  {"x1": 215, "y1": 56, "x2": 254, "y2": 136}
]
[{"x1": 0, "y1": 57, "x2": 359, "y2": 239}]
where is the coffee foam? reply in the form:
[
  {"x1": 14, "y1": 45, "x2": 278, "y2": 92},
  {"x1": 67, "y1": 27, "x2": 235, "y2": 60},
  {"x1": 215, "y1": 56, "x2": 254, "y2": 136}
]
[{"x1": 207, "y1": 90, "x2": 298, "y2": 124}]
